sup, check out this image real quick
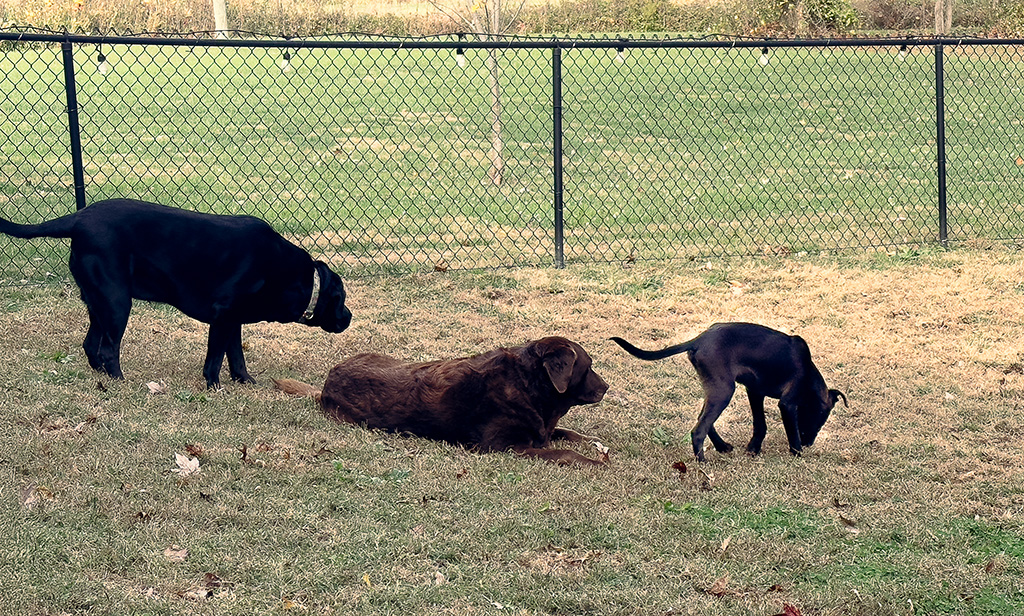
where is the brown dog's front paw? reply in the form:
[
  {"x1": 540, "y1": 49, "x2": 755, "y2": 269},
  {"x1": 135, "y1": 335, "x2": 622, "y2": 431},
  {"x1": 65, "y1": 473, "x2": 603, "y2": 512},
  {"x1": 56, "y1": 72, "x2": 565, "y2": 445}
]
[
  {"x1": 551, "y1": 427, "x2": 587, "y2": 443},
  {"x1": 517, "y1": 447, "x2": 605, "y2": 466}
]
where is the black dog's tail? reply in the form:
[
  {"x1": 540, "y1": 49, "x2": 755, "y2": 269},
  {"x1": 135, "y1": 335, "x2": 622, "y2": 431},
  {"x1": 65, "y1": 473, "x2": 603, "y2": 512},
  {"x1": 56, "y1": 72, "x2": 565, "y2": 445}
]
[
  {"x1": 0, "y1": 212, "x2": 78, "y2": 239},
  {"x1": 609, "y1": 336, "x2": 694, "y2": 361}
]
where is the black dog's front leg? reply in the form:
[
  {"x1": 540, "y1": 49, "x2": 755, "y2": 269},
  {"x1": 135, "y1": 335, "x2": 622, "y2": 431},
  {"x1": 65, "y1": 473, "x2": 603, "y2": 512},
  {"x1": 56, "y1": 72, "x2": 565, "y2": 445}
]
[
  {"x1": 204, "y1": 322, "x2": 254, "y2": 388},
  {"x1": 778, "y1": 399, "x2": 803, "y2": 456},
  {"x1": 222, "y1": 322, "x2": 255, "y2": 385}
]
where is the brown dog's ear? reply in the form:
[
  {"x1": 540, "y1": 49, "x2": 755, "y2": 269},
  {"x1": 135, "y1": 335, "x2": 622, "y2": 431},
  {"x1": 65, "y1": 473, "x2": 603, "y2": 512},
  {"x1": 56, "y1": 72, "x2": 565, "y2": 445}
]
[{"x1": 537, "y1": 340, "x2": 578, "y2": 394}]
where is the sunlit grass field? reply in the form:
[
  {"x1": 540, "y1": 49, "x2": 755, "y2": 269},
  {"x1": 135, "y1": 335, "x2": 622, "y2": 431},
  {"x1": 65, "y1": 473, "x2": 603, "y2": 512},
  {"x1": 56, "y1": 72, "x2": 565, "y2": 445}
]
[{"x1": 1, "y1": 38, "x2": 1023, "y2": 284}]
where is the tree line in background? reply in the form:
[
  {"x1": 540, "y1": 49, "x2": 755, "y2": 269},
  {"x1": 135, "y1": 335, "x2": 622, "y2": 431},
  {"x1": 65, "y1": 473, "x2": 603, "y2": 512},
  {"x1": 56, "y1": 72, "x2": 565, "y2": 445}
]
[{"x1": 2, "y1": 0, "x2": 1023, "y2": 37}]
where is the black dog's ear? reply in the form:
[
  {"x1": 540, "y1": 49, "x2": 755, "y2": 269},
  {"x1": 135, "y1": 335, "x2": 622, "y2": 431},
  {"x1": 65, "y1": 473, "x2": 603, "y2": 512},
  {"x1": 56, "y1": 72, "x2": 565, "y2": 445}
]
[
  {"x1": 536, "y1": 339, "x2": 578, "y2": 394},
  {"x1": 829, "y1": 389, "x2": 848, "y2": 408}
]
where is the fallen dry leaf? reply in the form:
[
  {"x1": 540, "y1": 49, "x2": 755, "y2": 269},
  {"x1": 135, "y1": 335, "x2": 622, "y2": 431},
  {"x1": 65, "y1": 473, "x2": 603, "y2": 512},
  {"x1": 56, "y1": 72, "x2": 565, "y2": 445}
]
[
  {"x1": 163, "y1": 545, "x2": 188, "y2": 563},
  {"x1": 20, "y1": 484, "x2": 54, "y2": 510},
  {"x1": 203, "y1": 572, "x2": 226, "y2": 588},
  {"x1": 171, "y1": 453, "x2": 200, "y2": 477},
  {"x1": 839, "y1": 512, "x2": 859, "y2": 533},
  {"x1": 773, "y1": 602, "x2": 803, "y2": 616},
  {"x1": 146, "y1": 381, "x2": 167, "y2": 395},
  {"x1": 281, "y1": 598, "x2": 304, "y2": 610},
  {"x1": 708, "y1": 574, "x2": 730, "y2": 597}
]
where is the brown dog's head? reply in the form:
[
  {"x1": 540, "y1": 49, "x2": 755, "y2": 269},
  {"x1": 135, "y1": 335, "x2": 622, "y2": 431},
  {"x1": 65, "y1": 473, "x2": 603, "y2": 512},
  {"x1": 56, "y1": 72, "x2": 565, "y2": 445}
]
[{"x1": 530, "y1": 337, "x2": 608, "y2": 405}]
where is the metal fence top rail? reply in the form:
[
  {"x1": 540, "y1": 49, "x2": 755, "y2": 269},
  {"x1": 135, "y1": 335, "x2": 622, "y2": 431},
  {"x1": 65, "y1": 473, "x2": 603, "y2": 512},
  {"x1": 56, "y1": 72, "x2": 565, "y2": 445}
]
[{"x1": 2, "y1": 28, "x2": 1024, "y2": 49}]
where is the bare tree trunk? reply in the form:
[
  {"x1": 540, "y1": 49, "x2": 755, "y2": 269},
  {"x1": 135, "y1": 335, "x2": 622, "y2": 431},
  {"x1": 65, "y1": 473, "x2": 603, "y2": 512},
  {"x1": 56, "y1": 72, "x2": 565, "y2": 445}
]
[
  {"x1": 485, "y1": 48, "x2": 505, "y2": 186},
  {"x1": 473, "y1": 2, "x2": 505, "y2": 186},
  {"x1": 934, "y1": 0, "x2": 952, "y2": 34},
  {"x1": 212, "y1": 0, "x2": 228, "y2": 37},
  {"x1": 791, "y1": 0, "x2": 806, "y2": 35},
  {"x1": 431, "y1": 0, "x2": 520, "y2": 186}
]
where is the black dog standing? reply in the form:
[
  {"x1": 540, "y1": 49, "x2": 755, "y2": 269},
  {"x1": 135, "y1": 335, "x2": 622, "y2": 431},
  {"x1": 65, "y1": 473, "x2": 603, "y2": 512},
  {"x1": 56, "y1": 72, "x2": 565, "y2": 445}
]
[
  {"x1": 611, "y1": 322, "x2": 846, "y2": 461},
  {"x1": 0, "y1": 198, "x2": 352, "y2": 388}
]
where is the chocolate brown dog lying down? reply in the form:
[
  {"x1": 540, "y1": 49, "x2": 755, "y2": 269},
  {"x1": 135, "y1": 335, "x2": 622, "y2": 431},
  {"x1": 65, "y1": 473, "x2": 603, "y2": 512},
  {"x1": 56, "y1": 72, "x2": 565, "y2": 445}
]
[
  {"x1": 611, "y1": 322, "x2": 846, "y2": 462},
  {"x1": 275, "y1": 337, "x2": 609, "y2": 465}
]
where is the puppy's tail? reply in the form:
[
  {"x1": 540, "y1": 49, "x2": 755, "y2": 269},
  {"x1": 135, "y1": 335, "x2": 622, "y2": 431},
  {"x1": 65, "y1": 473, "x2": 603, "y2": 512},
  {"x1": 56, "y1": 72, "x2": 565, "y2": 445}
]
[
  {"x1": 609, "y1": 336, "x2": 693, "y2": 361},
  {"x1": 273, "y1": 378, "x2": 323, "y2": 401}
]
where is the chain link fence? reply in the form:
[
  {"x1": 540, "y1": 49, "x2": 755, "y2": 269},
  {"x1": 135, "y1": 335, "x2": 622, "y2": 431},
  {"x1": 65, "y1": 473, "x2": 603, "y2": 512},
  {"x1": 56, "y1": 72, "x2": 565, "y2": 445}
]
[{"x1": 1, "y1": 31, "x2": 1023, "y2": 283}]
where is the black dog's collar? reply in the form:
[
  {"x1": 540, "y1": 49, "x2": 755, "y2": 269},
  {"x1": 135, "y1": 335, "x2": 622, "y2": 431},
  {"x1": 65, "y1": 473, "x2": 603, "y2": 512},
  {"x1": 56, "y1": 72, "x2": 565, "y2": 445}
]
[{"x1": 302, "y1": 267, "x2": 321, "y2": 322}]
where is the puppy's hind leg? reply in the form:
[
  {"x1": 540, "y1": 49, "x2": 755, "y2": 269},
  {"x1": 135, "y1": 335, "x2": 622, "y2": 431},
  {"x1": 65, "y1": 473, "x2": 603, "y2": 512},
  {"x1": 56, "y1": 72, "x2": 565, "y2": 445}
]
[
  {"x1": 706, "y1": 425, "x2": 734, "y2": 454},
  {"x1": 745, "y1": 388, "x2": 768, "y2": 455},
  {"x1": 691, "y1": 381, "x2": 735, "y2": 462}
]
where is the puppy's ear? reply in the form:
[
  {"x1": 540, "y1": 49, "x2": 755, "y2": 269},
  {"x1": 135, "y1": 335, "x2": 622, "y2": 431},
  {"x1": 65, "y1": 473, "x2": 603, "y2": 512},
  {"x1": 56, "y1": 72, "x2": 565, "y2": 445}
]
[
  {"x1": 539, "y1": 341, "x2": 578, "y2": 394},
  {"x1": 828, "y1": 389, "x2": 848, "y2": 408}
]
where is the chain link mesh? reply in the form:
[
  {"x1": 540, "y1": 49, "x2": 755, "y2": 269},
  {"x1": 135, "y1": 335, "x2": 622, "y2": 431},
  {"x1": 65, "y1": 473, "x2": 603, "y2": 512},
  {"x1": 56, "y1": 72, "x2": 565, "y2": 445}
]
[{"x1": 1, "y1": 34, "x2": 1022, "y2": 284}]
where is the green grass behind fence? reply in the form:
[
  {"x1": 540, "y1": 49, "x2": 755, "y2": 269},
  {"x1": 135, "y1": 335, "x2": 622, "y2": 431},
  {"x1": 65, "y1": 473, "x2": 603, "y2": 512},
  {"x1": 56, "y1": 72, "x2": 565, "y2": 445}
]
[{"x1": 1, "y1": 41, "x2": 1023, "y2": 282}]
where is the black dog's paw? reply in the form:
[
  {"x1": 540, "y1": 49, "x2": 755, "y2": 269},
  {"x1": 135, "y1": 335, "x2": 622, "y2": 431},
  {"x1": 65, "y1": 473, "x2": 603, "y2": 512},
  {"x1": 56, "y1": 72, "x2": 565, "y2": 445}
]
[
  {"x1": 745, "y1": 445, "x2": 762, "y2": 456},
  {"x1": 788, "y1": 447, "x2": 803, "y2": 457}
]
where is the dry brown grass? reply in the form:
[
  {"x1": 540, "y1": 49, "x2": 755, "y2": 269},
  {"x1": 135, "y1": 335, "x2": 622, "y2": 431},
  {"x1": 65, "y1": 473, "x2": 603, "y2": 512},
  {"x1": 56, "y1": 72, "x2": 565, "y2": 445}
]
[{"x1": 3, "y1": 248, "x2": 1023, "y2": 614}]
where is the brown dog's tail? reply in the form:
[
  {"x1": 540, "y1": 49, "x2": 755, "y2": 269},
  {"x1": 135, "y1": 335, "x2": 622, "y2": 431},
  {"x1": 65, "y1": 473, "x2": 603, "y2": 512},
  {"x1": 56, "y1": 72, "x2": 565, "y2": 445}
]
[{"x1": 273, "y1": 378, "x2": 323, "y2": 401}]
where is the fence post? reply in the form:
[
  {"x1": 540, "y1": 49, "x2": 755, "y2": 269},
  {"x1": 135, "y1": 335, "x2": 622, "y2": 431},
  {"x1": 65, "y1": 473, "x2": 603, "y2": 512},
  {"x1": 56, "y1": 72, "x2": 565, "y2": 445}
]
[
  {"x1": 934, "y1": 43, "x2": 948, "y2": 247},
  {"x1": 552, "y1": 45, "x2": 565, "y2": 269},
  {"x1": 61, "y1": 41, "x2": 88, "y2": 211}
]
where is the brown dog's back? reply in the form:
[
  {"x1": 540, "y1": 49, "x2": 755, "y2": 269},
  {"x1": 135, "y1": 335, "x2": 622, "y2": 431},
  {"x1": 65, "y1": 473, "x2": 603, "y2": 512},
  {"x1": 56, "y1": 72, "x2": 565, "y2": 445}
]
[{"x1": 274, "y1": 338, "x2": 609, "y2": 465}]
